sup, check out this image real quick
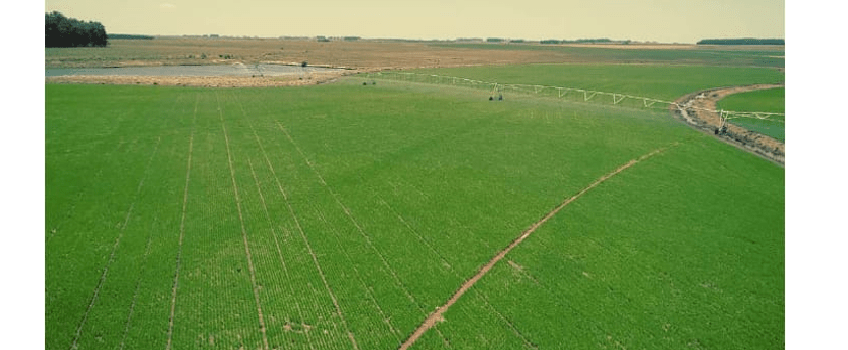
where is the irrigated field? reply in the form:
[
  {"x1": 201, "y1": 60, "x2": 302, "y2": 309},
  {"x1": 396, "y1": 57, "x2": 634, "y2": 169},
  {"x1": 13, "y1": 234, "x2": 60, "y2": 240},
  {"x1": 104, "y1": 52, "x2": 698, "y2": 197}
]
[
  {"x1": 46, "y1": 64, "x2": 784, "y2": 350},
  {"x1": 717, "y1": 87, "x2": 785, "y2": 141},
  {"x1": 412, "y1": 64, "x2": 785, "y2": 101}
]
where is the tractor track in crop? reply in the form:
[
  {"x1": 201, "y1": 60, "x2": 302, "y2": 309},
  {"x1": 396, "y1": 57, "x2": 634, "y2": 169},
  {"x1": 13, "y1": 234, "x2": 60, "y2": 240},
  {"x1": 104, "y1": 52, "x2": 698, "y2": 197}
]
[
  {"x1": 165, "y1": 95, "x2": 198, "y2": 350},
  {"x1": 216, "y1": 91, "x2": 270, "y2": 350},
  {"x1": 398, "y1": 145, "x2": 674, "y2": 350},
  {"x1": 69, "y1": 136, "x2": 161, "y2": 350}
]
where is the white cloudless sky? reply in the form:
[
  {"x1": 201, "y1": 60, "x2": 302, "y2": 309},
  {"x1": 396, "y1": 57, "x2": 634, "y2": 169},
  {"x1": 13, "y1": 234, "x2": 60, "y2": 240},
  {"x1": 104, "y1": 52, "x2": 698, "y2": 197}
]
[{"x1": 45, "y1": 0, "x2": 784, "y2": 43}]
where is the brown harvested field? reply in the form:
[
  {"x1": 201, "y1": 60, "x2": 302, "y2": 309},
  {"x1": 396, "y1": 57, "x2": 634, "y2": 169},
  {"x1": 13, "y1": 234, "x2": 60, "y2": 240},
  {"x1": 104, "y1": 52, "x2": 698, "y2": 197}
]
[
  {"x1": 46, "y1": 37, "x2": 777, "y2": 71},
  {"x1": 45, "y1": 38, "x2": 581, "y2": 70}
]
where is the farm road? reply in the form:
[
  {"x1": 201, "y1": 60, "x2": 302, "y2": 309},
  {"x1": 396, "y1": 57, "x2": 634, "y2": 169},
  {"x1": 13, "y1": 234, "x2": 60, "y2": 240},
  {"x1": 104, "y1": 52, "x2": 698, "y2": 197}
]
[{"x1": 398, "y1": 144, "x2": 676, "y2": 350}]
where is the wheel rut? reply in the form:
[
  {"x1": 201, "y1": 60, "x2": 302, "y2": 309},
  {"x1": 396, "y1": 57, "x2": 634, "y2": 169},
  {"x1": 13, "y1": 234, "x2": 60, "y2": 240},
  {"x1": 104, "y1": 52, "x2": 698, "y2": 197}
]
[{"x1": 398, "y1": 145, "x2": 674, "y2": 350}]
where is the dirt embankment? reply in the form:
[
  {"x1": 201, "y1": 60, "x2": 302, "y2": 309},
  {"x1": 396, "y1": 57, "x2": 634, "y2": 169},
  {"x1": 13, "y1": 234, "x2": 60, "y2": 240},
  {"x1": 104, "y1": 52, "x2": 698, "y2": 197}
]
[{"x1": 671, "y1": 84, "x2": 785, "y2": 165}]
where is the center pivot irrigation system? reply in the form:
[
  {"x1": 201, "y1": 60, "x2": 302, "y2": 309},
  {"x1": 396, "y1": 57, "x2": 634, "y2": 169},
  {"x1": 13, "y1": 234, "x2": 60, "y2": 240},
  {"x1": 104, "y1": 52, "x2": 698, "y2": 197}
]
[{"x1": 361, "y1": 71, "x2": 786, "y2": 125}]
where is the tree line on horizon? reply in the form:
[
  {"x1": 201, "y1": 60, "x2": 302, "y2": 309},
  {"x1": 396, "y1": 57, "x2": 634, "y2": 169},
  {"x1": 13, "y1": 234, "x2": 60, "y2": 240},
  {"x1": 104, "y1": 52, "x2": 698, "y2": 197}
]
[
  {"x1": 45, "y1": 11, "x2": 108, "y2": 47},
  {"x1": 108, "y1": 34, "x2": 154, "y2": 40},
  {"x1": 697, "y1": 39, "x2": 784, "y2": 45},
  {"x1": 540, "y1": 39, "x2": 618, "y2": 45}
]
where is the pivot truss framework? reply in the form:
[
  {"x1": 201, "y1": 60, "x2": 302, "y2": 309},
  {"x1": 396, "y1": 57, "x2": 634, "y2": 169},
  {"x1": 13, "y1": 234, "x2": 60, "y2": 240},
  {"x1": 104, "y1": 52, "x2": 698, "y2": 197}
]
[{"x1": 362, "y1": 71, "x2": 785, "y2": 123}]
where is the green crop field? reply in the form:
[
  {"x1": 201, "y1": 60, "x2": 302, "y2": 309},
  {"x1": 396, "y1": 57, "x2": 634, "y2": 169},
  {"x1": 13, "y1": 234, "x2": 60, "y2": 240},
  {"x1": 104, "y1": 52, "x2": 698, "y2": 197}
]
[
  {"x1": 717, "y1": 87, "x2": 785, "y2": 141},
  {"x1": 412, "y1": 65, "x2": 785, "y2": 101},
  {"x1": 46, "y1": 64, "x2": 784, "y2": 350}
]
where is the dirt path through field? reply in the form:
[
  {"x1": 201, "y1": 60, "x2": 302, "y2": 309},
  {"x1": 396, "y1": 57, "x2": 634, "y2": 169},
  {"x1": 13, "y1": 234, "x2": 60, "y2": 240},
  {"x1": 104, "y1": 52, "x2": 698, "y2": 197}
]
[
  {"x1": 672, "y1": 84, "x2": 784, "y2": 165},
  {"x1": 397, "y1": 145, "x2": 673, "y2": 350}
]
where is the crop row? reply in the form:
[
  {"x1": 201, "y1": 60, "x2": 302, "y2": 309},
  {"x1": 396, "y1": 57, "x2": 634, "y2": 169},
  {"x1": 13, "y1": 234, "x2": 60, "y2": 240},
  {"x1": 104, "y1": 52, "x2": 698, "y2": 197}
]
[{"x1": 48, "y1": 72, "x2": 782, "y2": 350}]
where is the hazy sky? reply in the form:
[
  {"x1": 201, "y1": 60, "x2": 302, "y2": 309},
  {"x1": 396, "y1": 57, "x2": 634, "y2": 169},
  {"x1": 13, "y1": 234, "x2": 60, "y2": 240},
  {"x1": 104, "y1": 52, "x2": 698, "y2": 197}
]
[{"x1": 44, "y1": 0, "x2": 784, "y2": 44}]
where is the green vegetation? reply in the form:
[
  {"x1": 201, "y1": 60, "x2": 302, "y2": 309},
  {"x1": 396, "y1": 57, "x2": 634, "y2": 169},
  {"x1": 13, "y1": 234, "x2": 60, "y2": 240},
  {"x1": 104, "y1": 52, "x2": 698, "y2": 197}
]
[
  {"x1": 718, "y1": 87, "x2": 785, "y2": 141},
  {"x1": 46, "y1": 64, "x2": 783, "y2": 350},
  {"x1": 698, "y1": 39, "x2": 785, "y2": 45},
  {"x1": 412, "y1": 64, "x2": 785, "y2": 101},
  {"x1": 45, "y1": 11, "x2": 108, "y2": 47},
  {"x1": 719, "y1": 87, "x2": 785, "y2": 114},
  {"x1": 435, "y1": 140, "x2": 784, "y2": 349}
]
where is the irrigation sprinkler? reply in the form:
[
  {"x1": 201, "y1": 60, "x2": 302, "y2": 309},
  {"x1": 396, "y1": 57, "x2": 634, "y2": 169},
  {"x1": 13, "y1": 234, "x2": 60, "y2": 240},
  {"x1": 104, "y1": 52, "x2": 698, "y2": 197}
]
[
  {"x1": 717, "y1": 109, "x2": 729, "y2": 135},
  {"x1": 613, "y1": 94, "x2": 626, "y2": 105},
  {"x1": 361, "y1": 72, "x2": 783, "y2": 124}
]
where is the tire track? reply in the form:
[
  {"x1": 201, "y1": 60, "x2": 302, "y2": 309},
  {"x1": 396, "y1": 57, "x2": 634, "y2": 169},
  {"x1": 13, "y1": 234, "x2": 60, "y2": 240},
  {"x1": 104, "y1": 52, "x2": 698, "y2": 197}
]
[
  {"x1": 119, "y1": 214, "x2": 158, "y2": 350},
  {"x1": 245, "y1": 117, "x2": 357, "y2": 350},
  {"x1": 69, "y1": 135, "x2": 161, "y2": 350},
  {"x1": 475, "y1": 290, "x2": 537, "y2": 349},
  {"x1": 165, "y1": 94, "x2": 199, "y2": 350},
  {"x1": 311, "y1": 206, "x2": 403, "y2": 341},
  {"x1": 234, "y1": 92, "x2": 338, "y2": 349},
  {"x1": 398, "y1": 145, "x2": 674, "y2": 350},
  {"x1": 276, "y1": 121, "x2": 451, "y2": 348},
  {"x1": 377, "y1": 197, "x2": 454, "y2": 270},
  {"x1": 216, "y1": 91, "x2": 270, "y2": 350},
  {"x1": 246, "y1": 157, "x2": 316, "y2": 350},
  {"x1": 272, "y1": 164, "x2": 360, "y2": 350},
  {"x1": 48, "y1": 111, "x2": 130, "y2": 242},
  {"x1": 379, "y1": 196, "x2": 536, "y2": 348}
]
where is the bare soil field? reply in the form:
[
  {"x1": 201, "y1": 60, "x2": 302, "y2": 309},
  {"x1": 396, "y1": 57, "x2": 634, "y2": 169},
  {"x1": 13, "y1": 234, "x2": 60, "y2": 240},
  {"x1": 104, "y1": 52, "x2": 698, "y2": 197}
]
[{"x1": 45, "y1": 38, "x2": 580, "y2": 70}]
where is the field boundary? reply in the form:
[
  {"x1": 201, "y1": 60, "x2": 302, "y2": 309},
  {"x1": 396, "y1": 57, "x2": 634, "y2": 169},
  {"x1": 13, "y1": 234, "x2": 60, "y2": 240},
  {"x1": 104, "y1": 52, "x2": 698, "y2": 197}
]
[
  {"x1": 361, "y1": 71, "x2": 785, "y2": 124},
  {"x1": 672, "y1": 85, "x2": 785, "y2": 165},
  {"x1": 398, "y1": 145, "x2": 674, "y2": 350}
]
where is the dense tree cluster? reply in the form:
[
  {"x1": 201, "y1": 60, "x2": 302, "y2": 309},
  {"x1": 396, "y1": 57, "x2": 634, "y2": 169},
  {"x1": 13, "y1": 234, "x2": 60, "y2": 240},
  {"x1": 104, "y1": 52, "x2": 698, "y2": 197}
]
[
  {"x1": 697, "y1": 39, "x2": 785, "y2": 45},
  {"x1": 45, "y1": 11, "x2": 108, "y2": 47}
]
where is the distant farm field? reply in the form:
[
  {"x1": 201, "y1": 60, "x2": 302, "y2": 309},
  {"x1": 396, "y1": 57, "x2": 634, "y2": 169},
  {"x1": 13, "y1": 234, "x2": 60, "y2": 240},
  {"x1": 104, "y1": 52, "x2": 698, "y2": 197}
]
[
  {"x1": 45, "y1": 37, "x2": 784, "y2": 70},
  {"x1": 412, "y1": 65, "x2": 785, "y2": 101},
  {"x1": 46, "y1": 64, "x2": 784, "y2": 350}
]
